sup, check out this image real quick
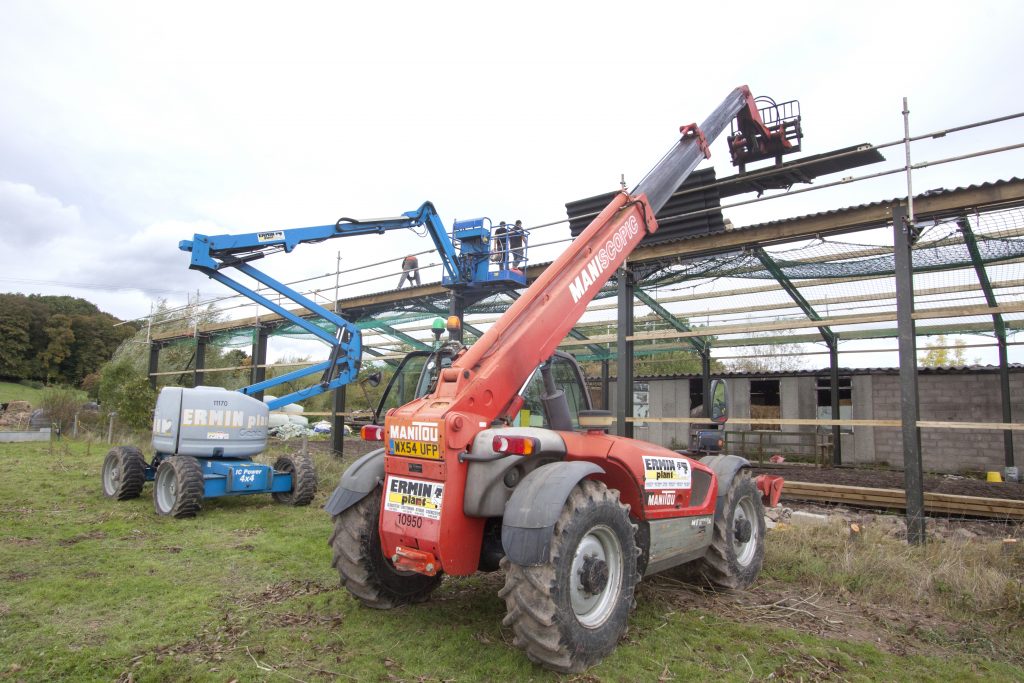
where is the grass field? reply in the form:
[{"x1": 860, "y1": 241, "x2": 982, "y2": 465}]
[
  {"x1": 0, "y1": 382, "x2": 46, "y2": 406},
  {"x1": 1, "y1": 437, "x2": 1022, "y2": 681}
]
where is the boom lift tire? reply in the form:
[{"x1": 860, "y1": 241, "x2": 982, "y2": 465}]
[
  {"x1": 153, "y1": 456, "x2": 204, "y2": 518},
  {"x1": 101, "y1": 446, "x2": 146, "y2": 500},
  {"x1": 329, "y1": 485, "x2": 443, "y2": 609},
  {"x1": 691, "y1": 471, "x2": 764, "y2": 589},
  {"x1": 271, "y1": 453, "x2": 317, "y2": 506},
  {"x1": 499, "y1": 479, "x2": 639, "y2": 673}
]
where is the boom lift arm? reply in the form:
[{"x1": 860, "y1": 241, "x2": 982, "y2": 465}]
[{"x1": 179, "y1": 202, "x2": 469, "y2": 410}]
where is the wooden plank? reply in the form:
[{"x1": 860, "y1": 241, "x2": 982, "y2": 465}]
[{"x1": 779, "y1": 480, "x2": 1024, "y2": 519}]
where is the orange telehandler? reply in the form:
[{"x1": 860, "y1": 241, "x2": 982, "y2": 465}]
[{"x1": 325, "y1": 86, "x2": 800, "y2": 672}]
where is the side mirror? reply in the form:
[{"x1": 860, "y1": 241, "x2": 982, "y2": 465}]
[
  {"x1": 709, "y1": 379, "x2": 728, "y2": 424},
  {"x1": 364, "y1": 371, "x2": 382, "y2": 388}
]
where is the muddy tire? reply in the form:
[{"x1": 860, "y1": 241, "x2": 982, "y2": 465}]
[
  {"x1": 692, "y1": 471, "x2": 765, "y2": 589},
  {"x1": 499, "y1": 479, "x2": 639, "y2": 673},
  {"x1": 101, "y1": 446, "x2": 146, "y2": 500},
  {"x1": 271, "y1": 453, "x2": 317, "y2": 506},
  {"x1": 153, "y1": 456, "x2": 204, "y2": 518},
  {"x1": 329, "y1": 486, "x2": 442, "y2": 609}
]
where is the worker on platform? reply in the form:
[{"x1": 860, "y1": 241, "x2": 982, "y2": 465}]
[
  {"x1": 492, "y1": 221, "x2": 510, "y2": 269},
  {"x1": 508, "y1": 219, "x2": 527, "y2": 269},
  {"x1": 397, "y1": 254, "x2": 421, "y2": 289}
]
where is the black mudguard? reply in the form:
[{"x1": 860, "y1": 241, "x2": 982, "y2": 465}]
[
  {"x1": 323, "y1": 448, "x2": 385, "y2": 516},
  {"x1": 501, "y1": 461, "x2": 605, "y2": 566}
]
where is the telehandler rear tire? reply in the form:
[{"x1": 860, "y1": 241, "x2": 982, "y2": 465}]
[
  {"x1": 153, "y1": 456, "x2": 204, "y2": 518},
  {"x1": 101, "y1": 446, "x2": 146, "y2": 500},
  {"x1": 499, "y1": 479, "x2": 639, "y2": 673},
  {"x1": 271, "y1": 453, "x2": 316, "y2": 506},
  {"x1": 691, "y1": 470, "x2": 764, "y2": 589},
  {"x1": 329, "y1": 485, "x2": 442, "y2": 609}
]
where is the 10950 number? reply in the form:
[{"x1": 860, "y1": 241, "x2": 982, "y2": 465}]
[{"x1": 396, "y1": 513, "x2": 423, "y2": 528}]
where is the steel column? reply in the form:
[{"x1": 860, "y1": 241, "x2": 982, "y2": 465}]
[
  {"x1": 893, "y1": 203, "x2": 925, "y2": 544},
  {"x1": 449, "y1": 291, "x2": 465, "y2": 342},
  {"x1": 829, "y1": 340, "x2": 842, "y2": 465},
  {"x1": 332, "y1": 385, "x2": 346, "y2": 457},
  {"x1": 701, "y1": 349, "x2": 711, "y2": 417},
  {"x1": 616, "y1": 267, "x2": 635, "y2": 438}
]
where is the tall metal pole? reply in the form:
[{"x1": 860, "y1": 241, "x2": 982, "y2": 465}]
[
  {"x1": 903, "y1": 97, "x2": 916, "y2": 224},
  {"x1": 332, "y1": 385, "x2": 346, "y2": 457},
  {"x1": 829, "y1": 339, "x2": 842, "y2": 466},
  {"x1": 893, "y1": 202, "x2": 925, "y2": 544},
  {"x1": 616, "y1": 266, "x2": 635, "y2": 438}
]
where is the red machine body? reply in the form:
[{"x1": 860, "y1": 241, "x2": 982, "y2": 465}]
[{"x1": 375, "y1": 86, "x2": 794, "y2": 577}]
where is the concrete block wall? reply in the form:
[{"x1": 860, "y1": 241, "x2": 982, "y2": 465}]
[
  {"x1": 850, "y1": 375, "x2": 876, "y2": 465},
  {"x1": 780, "y1": 376, "x2": 817, "y2": 433},
  {"x1": 868, "y1": 372, "x2": 1024, "y2": 473}
]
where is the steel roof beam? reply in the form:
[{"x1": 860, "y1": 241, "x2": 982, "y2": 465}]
[{"x1": 752, "y1": 247, "x2": 837, "y2": 347}]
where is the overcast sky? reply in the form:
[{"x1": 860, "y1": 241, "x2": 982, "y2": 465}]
[{"x1": 2, "y1": 1, "x2": 1023, "y2": 365}]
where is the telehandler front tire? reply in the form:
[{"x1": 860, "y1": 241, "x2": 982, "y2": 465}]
[
  {"x1": 329, "y1": 485, "x2": 442, "y2": 609},
  {"x1": 499, "y1": 479, "x2": 639, "y2": 673}
]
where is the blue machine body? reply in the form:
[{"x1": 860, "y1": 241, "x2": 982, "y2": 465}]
[{"x1": 142, "y1": 458, "x2": 293, "y2": 498}]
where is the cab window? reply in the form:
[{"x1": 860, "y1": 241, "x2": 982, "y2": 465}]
[
  {"x1": 376, "y1": 353, "x2": 429, "y2": 418},
  {"x1": 516, "y1": 357, "x2": 589, "y2": 429}
]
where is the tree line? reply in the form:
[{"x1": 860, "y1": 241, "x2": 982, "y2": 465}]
[{"x1": 0, "y1": 293, "x2": 138, "y2": 387}]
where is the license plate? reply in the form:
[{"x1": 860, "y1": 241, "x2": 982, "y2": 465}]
[{"x1": 390, "y1": 439, "x2": 440, "y2": 459}]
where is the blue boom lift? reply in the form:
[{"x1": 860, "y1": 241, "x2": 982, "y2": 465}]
[{"x1": 101, "y1": 202, "x2": 529, "y2": 517}]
